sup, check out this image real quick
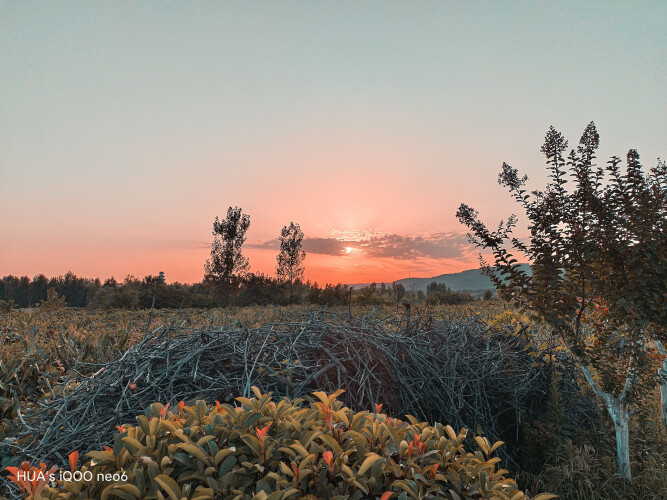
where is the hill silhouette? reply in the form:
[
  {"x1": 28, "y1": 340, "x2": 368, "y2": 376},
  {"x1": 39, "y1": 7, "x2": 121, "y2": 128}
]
[{"x1": 394, "y1": 264, "x2": 531, "y2": 293}]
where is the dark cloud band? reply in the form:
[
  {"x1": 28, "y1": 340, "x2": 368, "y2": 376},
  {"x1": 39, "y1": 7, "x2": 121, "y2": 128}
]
[{"x1": 247, "y1": 232, "x2": 470, "y2": 260}]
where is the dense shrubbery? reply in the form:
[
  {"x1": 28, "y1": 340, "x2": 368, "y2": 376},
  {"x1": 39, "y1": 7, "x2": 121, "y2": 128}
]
[
  {"x1": 425, "y1": 283, "x2": 475, "y2": 306},
  {"x1": 0, "y1": 273, "x2": 476, "y2": 310},
  {"x1": 10, "y1": 389, "x2": 549, "y2": 499}
]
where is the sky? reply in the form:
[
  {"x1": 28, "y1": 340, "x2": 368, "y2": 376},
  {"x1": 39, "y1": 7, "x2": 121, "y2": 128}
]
[{"x1": 1, "y1": 1, "x2": 665, "y2": 285}]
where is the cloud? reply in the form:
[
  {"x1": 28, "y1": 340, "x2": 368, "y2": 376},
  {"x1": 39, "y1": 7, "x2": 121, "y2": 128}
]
[
  {"x1": 247, "y1": 231, "x2": 471, "y2": 260},
  {"x1": 246, "y1": 238, "x2": 280, "y2": 251},
  {"x1": 362, "y1": 232, "x2": 470, "y2": 260},
  {"x1": 246, "y1": 237, "x2": 355, "y2": 256}
]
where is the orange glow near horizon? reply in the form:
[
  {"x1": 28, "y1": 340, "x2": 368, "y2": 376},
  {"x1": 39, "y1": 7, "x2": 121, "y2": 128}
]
[{"x1": 0, "y1": 236, "x2": 482, "y2": 285}]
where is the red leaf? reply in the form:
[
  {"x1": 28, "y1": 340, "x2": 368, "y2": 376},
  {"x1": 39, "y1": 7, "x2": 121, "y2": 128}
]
[
  {"x1": 68, "y1": 450, "x2": 79, "y2": 472},
  {"x1": 291, "y1": 461, "x2": 300, "y2": 484},
  {"x1": 323, "y1": 450, "x2": 334, "y2": 470},
  {"x1": 160, "y1": 402, "x2": 170, "y2": 419},
  {"x1": 256, "y1": 424, "x2": 270, "y2": 445}
]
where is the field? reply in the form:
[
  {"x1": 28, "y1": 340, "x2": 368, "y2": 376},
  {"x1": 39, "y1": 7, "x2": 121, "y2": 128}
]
[{"x1": 1, "y1": 302, "x2": 666, "y2": 499}]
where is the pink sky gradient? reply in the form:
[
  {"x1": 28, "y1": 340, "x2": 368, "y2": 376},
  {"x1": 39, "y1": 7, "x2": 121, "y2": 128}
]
[{"x1": 1, "y1": 2, "x2": 664, "y2": 284}]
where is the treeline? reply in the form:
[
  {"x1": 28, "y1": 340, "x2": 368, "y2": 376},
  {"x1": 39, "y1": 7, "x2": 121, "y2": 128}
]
[{"x1": 0, "y1": 272, "x2": 478, "y2": 310}]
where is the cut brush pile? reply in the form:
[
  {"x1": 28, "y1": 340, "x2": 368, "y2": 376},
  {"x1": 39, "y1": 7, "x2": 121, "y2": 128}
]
[{"x1": 7, "y1": 309, "x2": 550, "y2": 474}]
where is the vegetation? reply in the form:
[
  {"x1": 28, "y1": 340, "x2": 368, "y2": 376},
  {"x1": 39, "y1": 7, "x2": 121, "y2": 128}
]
[
  {"x1": 10, "y1": 388, "x2": 550, "y2": 500},
  {"x1": 204, "y1": 206, "x2": 252, "y2": 290},
  {"x1": 425, "y1": 282, "x2": 475, "y2": 306},
  {"x1": 276, "y1": 222, "x2": 306, "y2": 285},
  {"x1": 457, "y1": 122, "x2": 667, "y2": 481},
  {"x1": 0, "y1": 273, "x2": 476, "y2": 311},
  {"x1": 2, "y1": 303, "x2": 667, "y2": 498}
]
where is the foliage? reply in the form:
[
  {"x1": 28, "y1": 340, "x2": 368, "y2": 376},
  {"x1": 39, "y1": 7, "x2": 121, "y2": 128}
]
[
  {"x1": 2, "y1": 304, "x2": 665, "y2": 498},
  {"x1": 27, "y1": 388, "x2": 549, "y2": 499},
  {"x1": 522, "y1": 441, "x2": 667, "y2": 500},
  {"x1": 11, "y1": 308, "x2": 560, "y2": 486},
  {"x1": 276, "y1": 222, "x2": 306, "y2": 285},
  {"x1": 392, "y1": 284, "x2": 406, "y2": 305},
  {"x1": 1, "y1": 272, "x2": 489, "y2": 311},
  {"x1": 457, "y1": 122, "x2": 667, "y2": 480},
  {"x1": 5, "y1": 460, "x2": 57, "y2": 498},
  {"x1": 204, "y1": 206, "x2": 251, "y2": 290},
  {"x1": 0, "y1": 299, "x2": 17, "y2": 313},
  {"x1": 425, "y1": 282, "x2": 475, "y2": 306},
  {"x1": 37, "y1": 289, "x2": 66, "y2": 312}
]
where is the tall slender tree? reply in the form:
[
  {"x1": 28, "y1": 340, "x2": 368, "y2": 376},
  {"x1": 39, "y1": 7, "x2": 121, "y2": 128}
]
[
  {"x1": 457, "y1": 122, "x2": 666, "y2": 482},
  {"x1": 276, "y1": 222, "x2": 306, "y2": 284},
  {"x1": 204, "y1": 207, "x2": 251, "y2": 288}
]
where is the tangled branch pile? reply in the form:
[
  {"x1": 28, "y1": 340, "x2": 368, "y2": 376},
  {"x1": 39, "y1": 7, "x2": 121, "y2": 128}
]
[{"x1": 16, "y1": 309, "x2": 556, "y2": 467}]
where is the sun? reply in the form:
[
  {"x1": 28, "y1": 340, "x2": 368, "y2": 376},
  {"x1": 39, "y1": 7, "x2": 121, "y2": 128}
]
[{"x1": 345, "y1": 247, "x2": 352, "y2": 254}]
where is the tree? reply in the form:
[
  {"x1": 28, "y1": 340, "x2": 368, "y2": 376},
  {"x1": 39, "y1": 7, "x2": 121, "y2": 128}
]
[
  {"x1": 392, "y1": 282, "x2": 406, "y2": 304},
  {"x1": 456, "y1": 122, "x2": 666, "y2": 482},
  {"x1": 204, "y1": 207, "x2": 251, "y2": 289},
  {"x1": 276, "y1": 222, "x2": 306, "y2": 284}
]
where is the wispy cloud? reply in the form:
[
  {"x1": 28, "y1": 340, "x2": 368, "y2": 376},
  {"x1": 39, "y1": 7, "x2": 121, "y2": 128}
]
[{"x1": 247, "y1": 231, "x2": 471, "y2": 260}]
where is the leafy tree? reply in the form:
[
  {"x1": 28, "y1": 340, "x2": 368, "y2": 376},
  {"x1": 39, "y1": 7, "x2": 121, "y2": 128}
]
[
  {"x1": 392, "y1": 282, "x2": 406, "y2": 304},
  {"x1": 30, "y1": 274, "x2": 49, "y2": 305},
  {"x1": 276, "y1": 222, "x2": 306, "y2": 284},
  {"x1": 457, "y1": 122, "x2": 666, "y2": 481},
  {"x1": 204, "y1": 207, "x2": 251, "y2": 289},
  {"x1": 425, "y1": 282, "x2": 475, "y2": 305}
]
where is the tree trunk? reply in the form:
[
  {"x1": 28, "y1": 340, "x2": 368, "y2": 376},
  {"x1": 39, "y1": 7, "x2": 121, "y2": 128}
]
[
  {"x1": 579, "y1": 363, "x2": 633, "y2": 482},
  {"x1": 606, "y1": 398, "x2": 631, "y2": 481},
  {"x1": 655, "y1": 340, "x2": 667, "y2": 431}
]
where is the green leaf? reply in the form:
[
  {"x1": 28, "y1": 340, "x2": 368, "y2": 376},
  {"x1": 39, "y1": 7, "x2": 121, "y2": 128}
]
[
  {"x1": 243, "y1": 412, "x2": 263, "y2": 429},
  {"x1": 241, "y1": 434, "x2": 262, "y2": 457},
  {"x1": 154, "y1": 474, "x2": 181, "y2": 500},
  {"x1": 218, "y1": 455, "x2": 237, "y2": 477},
  {"x1": 357, "y1": 452, "x2": 382, "y2": 476},
  {"x1": 177, "y1": 442, "x2": 207, "y2": 462}
]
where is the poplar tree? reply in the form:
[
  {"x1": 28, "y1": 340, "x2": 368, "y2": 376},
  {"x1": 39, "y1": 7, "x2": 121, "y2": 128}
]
[
  {"x1": 204, "y1": 207, "x2": 251, "y2": 289},
  {"x1": 276, "y1": 222, "x2": 306, "y2": 284}
]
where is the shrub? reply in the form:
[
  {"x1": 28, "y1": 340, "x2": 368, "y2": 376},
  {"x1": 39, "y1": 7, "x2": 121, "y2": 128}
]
[
  {"x1": 29, "y1": 388, "x2": 552, "y2": 499},
  {"x1": 38, "y1": 289, "x2": 66, "y2": 312},
  {"x1": 0, "y1": 299, "x2": 17, "y2": 313}
]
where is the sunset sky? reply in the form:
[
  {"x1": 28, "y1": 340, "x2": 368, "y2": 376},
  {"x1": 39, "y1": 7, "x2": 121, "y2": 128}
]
[{"x1": 1, "y1": 1, "x2": 664, "y2": 284}]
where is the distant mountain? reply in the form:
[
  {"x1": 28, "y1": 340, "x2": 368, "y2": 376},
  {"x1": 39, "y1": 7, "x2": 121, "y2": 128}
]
[{"x1": 395, "y1": 264, "x2": 531, "y2": 293}]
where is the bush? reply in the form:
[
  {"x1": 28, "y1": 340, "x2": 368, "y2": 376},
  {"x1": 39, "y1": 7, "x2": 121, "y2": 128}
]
[
  {"x1": 38, "y1": 289, "x2": 67, "y2": 312},
  {"x1": 0, "y1": 299, "x2": 17, "y2": 313},
  {"x1": 25, "y1": 389, "x2": 551, "y2": 499}
]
